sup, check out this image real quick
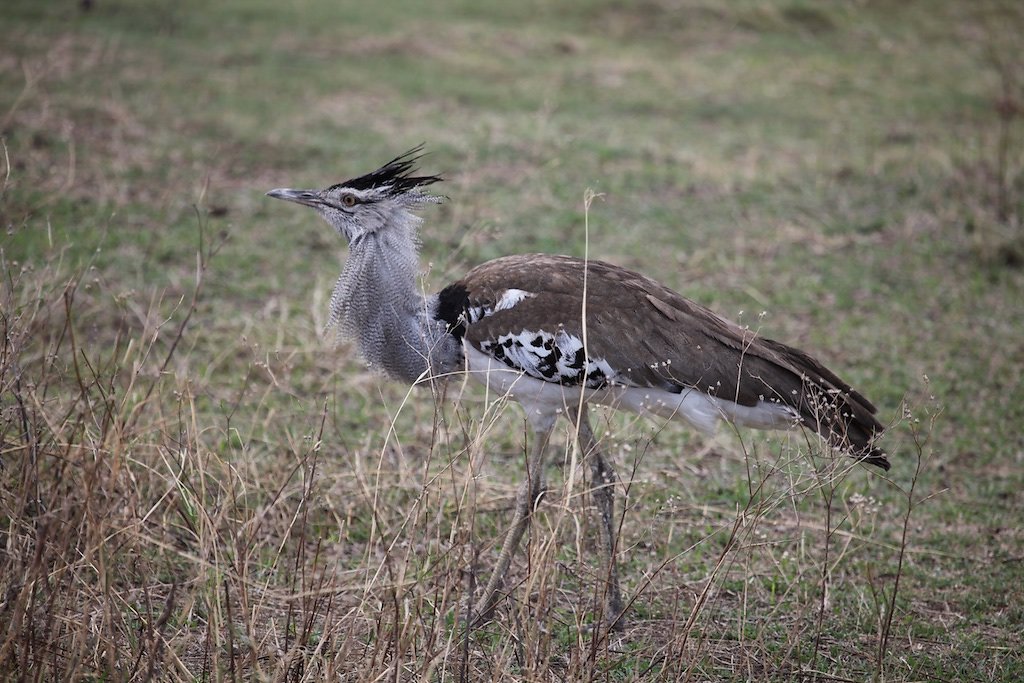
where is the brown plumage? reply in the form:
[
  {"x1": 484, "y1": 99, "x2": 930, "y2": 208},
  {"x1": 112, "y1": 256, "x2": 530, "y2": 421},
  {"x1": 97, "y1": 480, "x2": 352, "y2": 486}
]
[{"x1": 442, "y1": 254, "x2": 888, "y2": 470}]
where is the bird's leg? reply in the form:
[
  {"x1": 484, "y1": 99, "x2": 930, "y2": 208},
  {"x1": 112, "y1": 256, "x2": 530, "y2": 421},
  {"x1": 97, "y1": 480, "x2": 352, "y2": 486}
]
[
  {"x1": 472, "y1": 421, "x2": 553, "y2": 625},
  {"x1": 573, "y1": 406, "x2": 626, "y2": 629}
]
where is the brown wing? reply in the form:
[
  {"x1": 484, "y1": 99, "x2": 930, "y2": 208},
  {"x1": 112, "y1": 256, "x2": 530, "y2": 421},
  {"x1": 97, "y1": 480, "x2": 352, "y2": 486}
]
[{"x1": 438, "y1": 254, "x2": 888, "y2": 468}]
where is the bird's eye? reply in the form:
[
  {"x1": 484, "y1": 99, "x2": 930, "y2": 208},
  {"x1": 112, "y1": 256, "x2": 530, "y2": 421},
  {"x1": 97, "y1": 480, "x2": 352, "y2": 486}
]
[{"x1": 341, "y1": 194, "x2": 357, "y2": 207}]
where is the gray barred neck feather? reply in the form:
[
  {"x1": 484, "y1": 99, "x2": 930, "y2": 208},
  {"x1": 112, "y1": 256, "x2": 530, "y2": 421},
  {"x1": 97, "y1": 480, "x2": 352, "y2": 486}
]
[{"x1": 329, "y1": 210, "x2": 435, "y2": 383}]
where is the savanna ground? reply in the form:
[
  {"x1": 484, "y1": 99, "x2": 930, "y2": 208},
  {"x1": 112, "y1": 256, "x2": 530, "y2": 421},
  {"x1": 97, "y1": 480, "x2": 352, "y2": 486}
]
[{"x1": 2, "y1": 1, "x2": 1023, "y2": 680}]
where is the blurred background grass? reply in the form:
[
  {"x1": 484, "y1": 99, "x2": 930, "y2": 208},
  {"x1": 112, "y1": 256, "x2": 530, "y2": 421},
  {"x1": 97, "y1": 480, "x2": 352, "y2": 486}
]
[{"x1": 2, "y1": 0, "x2": 1023, "y2": 680}]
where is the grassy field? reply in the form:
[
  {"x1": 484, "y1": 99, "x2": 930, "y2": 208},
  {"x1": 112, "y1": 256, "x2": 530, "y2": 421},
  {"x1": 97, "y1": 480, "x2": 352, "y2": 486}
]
[{"x1": 2, "y1": 0, "x2": 1023, "y2": 680}]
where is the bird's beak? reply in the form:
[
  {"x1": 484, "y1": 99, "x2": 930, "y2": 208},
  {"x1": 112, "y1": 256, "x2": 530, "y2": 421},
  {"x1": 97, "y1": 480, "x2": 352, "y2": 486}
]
[{"x1": 266, "y1": 188, "x2": 322, "y2": 208}]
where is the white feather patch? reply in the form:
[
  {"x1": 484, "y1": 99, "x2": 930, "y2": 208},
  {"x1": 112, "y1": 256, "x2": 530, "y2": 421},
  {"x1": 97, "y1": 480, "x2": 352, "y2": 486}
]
[
  {"x1": 463, "y1": 345, "x2": 802, "y2": 436},
  {"x1": 466, "y1": 288, "x2": 535, "y2": 324},
  {"x1": 494, "y1": 288, "x2": 533, "y2": 311}
]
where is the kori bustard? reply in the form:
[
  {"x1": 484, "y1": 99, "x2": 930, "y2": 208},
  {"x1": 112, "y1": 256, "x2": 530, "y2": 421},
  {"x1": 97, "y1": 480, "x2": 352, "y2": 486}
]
[{"x1": 268, "y1": 149, "x2": 889, "y2": 629}]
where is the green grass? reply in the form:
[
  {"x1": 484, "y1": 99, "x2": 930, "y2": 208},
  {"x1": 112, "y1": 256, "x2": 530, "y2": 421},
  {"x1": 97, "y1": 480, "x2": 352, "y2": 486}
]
[{"x1": 3, "y1": 0, "x2": 1024, "y2": 680}]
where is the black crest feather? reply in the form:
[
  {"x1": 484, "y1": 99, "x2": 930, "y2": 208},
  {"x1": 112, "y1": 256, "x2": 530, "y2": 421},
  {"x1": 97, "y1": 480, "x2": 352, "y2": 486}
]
[{"x1": 331, "y1": 145, "x2": 443, "y2": 195}]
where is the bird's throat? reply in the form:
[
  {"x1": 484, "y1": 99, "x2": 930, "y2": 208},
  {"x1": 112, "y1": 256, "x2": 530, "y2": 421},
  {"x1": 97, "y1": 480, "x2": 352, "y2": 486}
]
[{"x1": 330, "y1": 229, "x2": 435, "y2": 384}]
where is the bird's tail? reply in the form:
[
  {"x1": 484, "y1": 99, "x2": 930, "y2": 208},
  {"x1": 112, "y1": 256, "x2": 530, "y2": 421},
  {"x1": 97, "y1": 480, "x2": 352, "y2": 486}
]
[
  {"x1": 762, "y1": 339, "x2": 890, "y2": 471},
  {"x1": 798, "y1": 386, "x2": 890, "y2": 471}
]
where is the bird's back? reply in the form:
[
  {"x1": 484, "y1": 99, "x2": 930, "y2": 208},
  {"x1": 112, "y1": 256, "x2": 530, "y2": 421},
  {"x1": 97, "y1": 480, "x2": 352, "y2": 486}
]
[{"x1": 436, "y1": 254, "x2": 888, "y2": 470}]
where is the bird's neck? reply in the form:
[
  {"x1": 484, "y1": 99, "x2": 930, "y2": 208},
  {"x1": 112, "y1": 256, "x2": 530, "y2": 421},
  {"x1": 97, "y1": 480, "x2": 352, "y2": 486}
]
[{"x1": 329, "y1": 211, "x2": 451, "y2": 384}]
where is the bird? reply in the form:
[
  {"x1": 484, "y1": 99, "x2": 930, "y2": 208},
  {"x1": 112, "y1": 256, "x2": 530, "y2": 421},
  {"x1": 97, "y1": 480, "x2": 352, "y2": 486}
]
[{"x1": 267, "y1": 147, "x2": 889, "y2": 630}]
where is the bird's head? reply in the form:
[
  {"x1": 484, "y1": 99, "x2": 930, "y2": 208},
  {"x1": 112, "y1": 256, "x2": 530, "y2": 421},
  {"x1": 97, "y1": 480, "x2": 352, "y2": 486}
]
[{"x1": 267, "y1": 147, "x2": 443, "y2": 244}]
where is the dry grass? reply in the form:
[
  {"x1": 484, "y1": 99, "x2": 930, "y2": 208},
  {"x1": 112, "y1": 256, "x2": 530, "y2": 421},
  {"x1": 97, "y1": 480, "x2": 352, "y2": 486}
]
[{"x1": 1, "y1": 234, "x2": 932, "y2": 680}]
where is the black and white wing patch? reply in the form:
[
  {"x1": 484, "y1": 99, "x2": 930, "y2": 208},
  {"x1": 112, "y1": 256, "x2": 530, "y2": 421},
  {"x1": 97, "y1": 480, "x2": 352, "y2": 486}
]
[
  {"x1": 434, "y1": 282, "x2": 619, "y2": 389},
  {"x1": 477, "y1": 328, "x2": 616, "y2": 388}
]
